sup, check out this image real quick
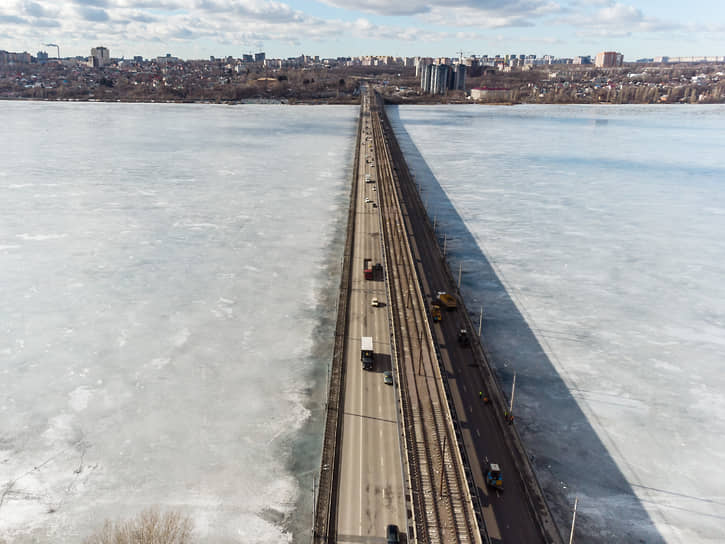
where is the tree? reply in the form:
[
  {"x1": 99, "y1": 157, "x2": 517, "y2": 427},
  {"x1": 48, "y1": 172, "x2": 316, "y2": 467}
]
[{"x1": 85, "y1": 508, "x2": 193, "y2": 544}]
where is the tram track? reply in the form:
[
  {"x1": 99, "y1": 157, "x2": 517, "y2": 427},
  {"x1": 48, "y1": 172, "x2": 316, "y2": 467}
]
[{"x1": 370, "y1": 93, "x2": 481, "y2": 544}]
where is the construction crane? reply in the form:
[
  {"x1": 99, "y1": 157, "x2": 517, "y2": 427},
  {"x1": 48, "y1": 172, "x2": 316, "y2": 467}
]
[
  {"x1": 44, "y1": 43, "x2": 60, "y2": 59},
  {"x1": 457, "y1": 50, "x2": 477, "y2": 63}
]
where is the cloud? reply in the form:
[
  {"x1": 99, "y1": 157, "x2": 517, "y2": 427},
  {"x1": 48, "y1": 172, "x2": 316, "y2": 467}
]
[
  {"x1": 597, "y1": 2, "x2": 642, "y2": 23},
  {"x1": 0, "y1": 14, "x2": 27, "y2": 24},
  {"x1": 78, "y1": 5, "x2": 110, "y2": 21},
  {"x1": 320, "y1": 0, "x2": 557, "y2": 19},
  {"x1": 23, "y1": 1, "x2": 53, "y2": 17},
  {"x1": 552, "y1": 1, "x2": 689, "y2": 40},
  {"x1": 72, "y1": 0, "x2": 110, "y2": 7},
  {"x1": 0, "y1": 0, "x2": 458, "y2": 54},
  {"x1": 0, "y1": 0, "x2": 715, "y2": 58},
  {"x1": 32, "y1": 17, "x2": 61, "y2": 27},
  {"x1": 127, "y1": 10, "x2": 158, "y2": 22}
]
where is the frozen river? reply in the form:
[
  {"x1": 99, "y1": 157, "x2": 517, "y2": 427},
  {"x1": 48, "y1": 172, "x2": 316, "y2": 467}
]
[
  {"x1": 0, "y1": 102, "x2": 357, "y2": 542},
  {"x1": 389, "y1": 104, "x2": 725, "y2": 543}
]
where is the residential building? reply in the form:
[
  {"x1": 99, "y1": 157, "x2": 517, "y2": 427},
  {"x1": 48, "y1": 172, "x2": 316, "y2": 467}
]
[
  {"x1": 420, "y1": 62, "x2": 466, "y2": 95},
  {"x1": 89, "y1": 46, "x2": 110, "y2": 68},
  {"x1": 470, "y1": 87, "x2": 510, "y2": 101},
  {"x1": 595, "y1": 51, "x2": 623, "y2": 67}
]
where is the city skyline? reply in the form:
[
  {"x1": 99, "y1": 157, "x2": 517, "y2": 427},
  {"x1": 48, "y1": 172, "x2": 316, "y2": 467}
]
[{"x1": 0, "y1": 1, "x2": 724, "y2": 61}]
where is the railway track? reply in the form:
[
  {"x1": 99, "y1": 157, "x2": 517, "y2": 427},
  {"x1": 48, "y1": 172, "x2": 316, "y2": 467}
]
[{"x1": 370, "y1": 92, "x2": 482, "y2": 544}]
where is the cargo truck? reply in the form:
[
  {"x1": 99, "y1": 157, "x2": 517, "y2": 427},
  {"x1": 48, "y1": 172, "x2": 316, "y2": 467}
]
[
  {"x1": 364, "y1": 258, "x2": 373, "y2": 280},
  {"x1": 436, "y1": 291, "x2": 457, "y2": 311},
  {"x1": 361, "y1": 336, "x2": 374, "y2": 370}
]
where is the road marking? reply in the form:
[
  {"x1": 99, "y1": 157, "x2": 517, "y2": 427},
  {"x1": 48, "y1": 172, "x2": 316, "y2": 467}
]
[{"x1": 359, "y1": 349, "x2": 364, "y2": 535}]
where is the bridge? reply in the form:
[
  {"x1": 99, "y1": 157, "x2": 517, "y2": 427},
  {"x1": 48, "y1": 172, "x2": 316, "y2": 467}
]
[{"x1": 313, "y1": 90, "x2": 561, "y2": 544}]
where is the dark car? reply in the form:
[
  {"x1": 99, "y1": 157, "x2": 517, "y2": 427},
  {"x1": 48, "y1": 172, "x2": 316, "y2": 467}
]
[{"x1": 386, "y1": 524, "x2": 400, "y2": 543}]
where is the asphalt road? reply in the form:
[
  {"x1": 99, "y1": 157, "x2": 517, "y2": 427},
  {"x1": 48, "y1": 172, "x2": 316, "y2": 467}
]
[{"x1": 335, "y1": 97, "x2": 407, "y2": 543}]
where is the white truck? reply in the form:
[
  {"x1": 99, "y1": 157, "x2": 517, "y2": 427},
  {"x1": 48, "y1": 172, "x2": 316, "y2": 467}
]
[{"x1": 361, "y1": 336, "x2": 374, "y2": 370}]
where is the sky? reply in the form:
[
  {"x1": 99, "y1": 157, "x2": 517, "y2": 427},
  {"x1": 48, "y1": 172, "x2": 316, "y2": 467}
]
[{"x1": 0, "y1": 0, "x2": 724, "y2": 61}]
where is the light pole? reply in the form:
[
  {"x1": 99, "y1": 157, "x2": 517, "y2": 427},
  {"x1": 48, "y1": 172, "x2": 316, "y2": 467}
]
[
  {"x1": 569, "y1": 497, "x2": 578, "y2": 544},
  {"x1": 507, "y1": 372, "x2": 516, "y2": 423}
]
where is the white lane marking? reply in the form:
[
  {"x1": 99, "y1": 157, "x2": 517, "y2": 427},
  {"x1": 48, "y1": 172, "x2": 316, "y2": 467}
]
[{"x1": 359, "y1": 328, "x2": 364, "y2": 535}]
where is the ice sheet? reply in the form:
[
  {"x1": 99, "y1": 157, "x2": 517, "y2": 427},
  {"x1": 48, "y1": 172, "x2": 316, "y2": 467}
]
[
  {"x1": 390, "y1": 104, "x2": 725, "y2": 543},
  {"x1": 0, "y1": 102, "x2": 357, "y2": 542}
]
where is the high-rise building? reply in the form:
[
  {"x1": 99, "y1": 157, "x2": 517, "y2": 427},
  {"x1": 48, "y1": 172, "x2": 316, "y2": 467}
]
[
  {"x1": 89, "y1": 46, "x2": 110, "y2": 68},
  {"x1": 420, "y1": 62, "x2": 466, "y2": 95},
  {"x1": 453, "y1": 63, "x2": 466, "y2": 91},
  {"x1": 595, "y1": 51, "x2": 623, "y2": 67},
  {"x1": 421, "y1": 64, "x2": 433, "y2": 94},
  {"x1": 433, "y1": 64, "x2": 449, "y2": 94},
  {"x1": 0, "y1": 50, "x2": 32, "y2": 64},
  {"x1": 254, "y1": 52, "x2": 266, "y2": 63}
]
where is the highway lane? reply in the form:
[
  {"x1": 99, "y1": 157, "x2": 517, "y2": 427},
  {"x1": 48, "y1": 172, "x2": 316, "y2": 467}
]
[
  {"x1": 378, "y1": 110, "x2": 554, "y2": 543},
  {"x1": 336, "y1": 98, "x2": 407, "y2": 543}
]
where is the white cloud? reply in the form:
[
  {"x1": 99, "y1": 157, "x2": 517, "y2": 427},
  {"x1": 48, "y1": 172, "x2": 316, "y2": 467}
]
[
  {"x1": 321, "y1": 0, "x2": 560, "y2": 22},
  {"x1": 0, "y1": 0, "x2": 716, "y2": 57},
  {"x1": 597, "y1": 2, "x2": 642, "y2": 23}
]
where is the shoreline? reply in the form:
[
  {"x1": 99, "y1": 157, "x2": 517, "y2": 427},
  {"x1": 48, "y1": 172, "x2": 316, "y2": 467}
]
[{"x1": 2, "y1": 96, "x2": 718, "y2": 106}]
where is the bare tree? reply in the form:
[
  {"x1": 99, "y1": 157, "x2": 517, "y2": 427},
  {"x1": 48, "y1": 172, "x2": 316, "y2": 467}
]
[{"x1": 84, "y1": 508, "x2": 193, "y2": 544}]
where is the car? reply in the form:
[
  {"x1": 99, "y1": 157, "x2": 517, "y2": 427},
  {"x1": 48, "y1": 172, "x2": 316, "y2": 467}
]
[
  {"x1": 383, "y1": 371, "x2": 393, "y2": 385},
  {"x1": 371, "y1": 297, "x2": 379, "y2": 307},
  {"x1": 365, "y1": 197, "x2": 371, "y2": 203},
  {"x1": 386, "y1": 524, "x2": 400, "y2": 543},
  {"x1": 486, "y1": 462, "x2": 503, "y2": 490}
]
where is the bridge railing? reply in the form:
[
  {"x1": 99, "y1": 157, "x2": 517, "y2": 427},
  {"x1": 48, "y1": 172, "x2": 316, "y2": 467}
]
[{"x1": 312, "y1": 107, "x2": 363, "y2": 543}]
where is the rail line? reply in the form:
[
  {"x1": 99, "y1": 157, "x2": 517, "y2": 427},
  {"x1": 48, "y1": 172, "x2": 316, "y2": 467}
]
[{"x1": 370, "y1": 92, "x2": 482, "y2": 544}]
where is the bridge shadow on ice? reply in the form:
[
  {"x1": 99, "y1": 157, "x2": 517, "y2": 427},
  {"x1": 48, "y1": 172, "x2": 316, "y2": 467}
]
[{"x1": 386, "y1": 105, "x2": 665, "y2": 544}]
